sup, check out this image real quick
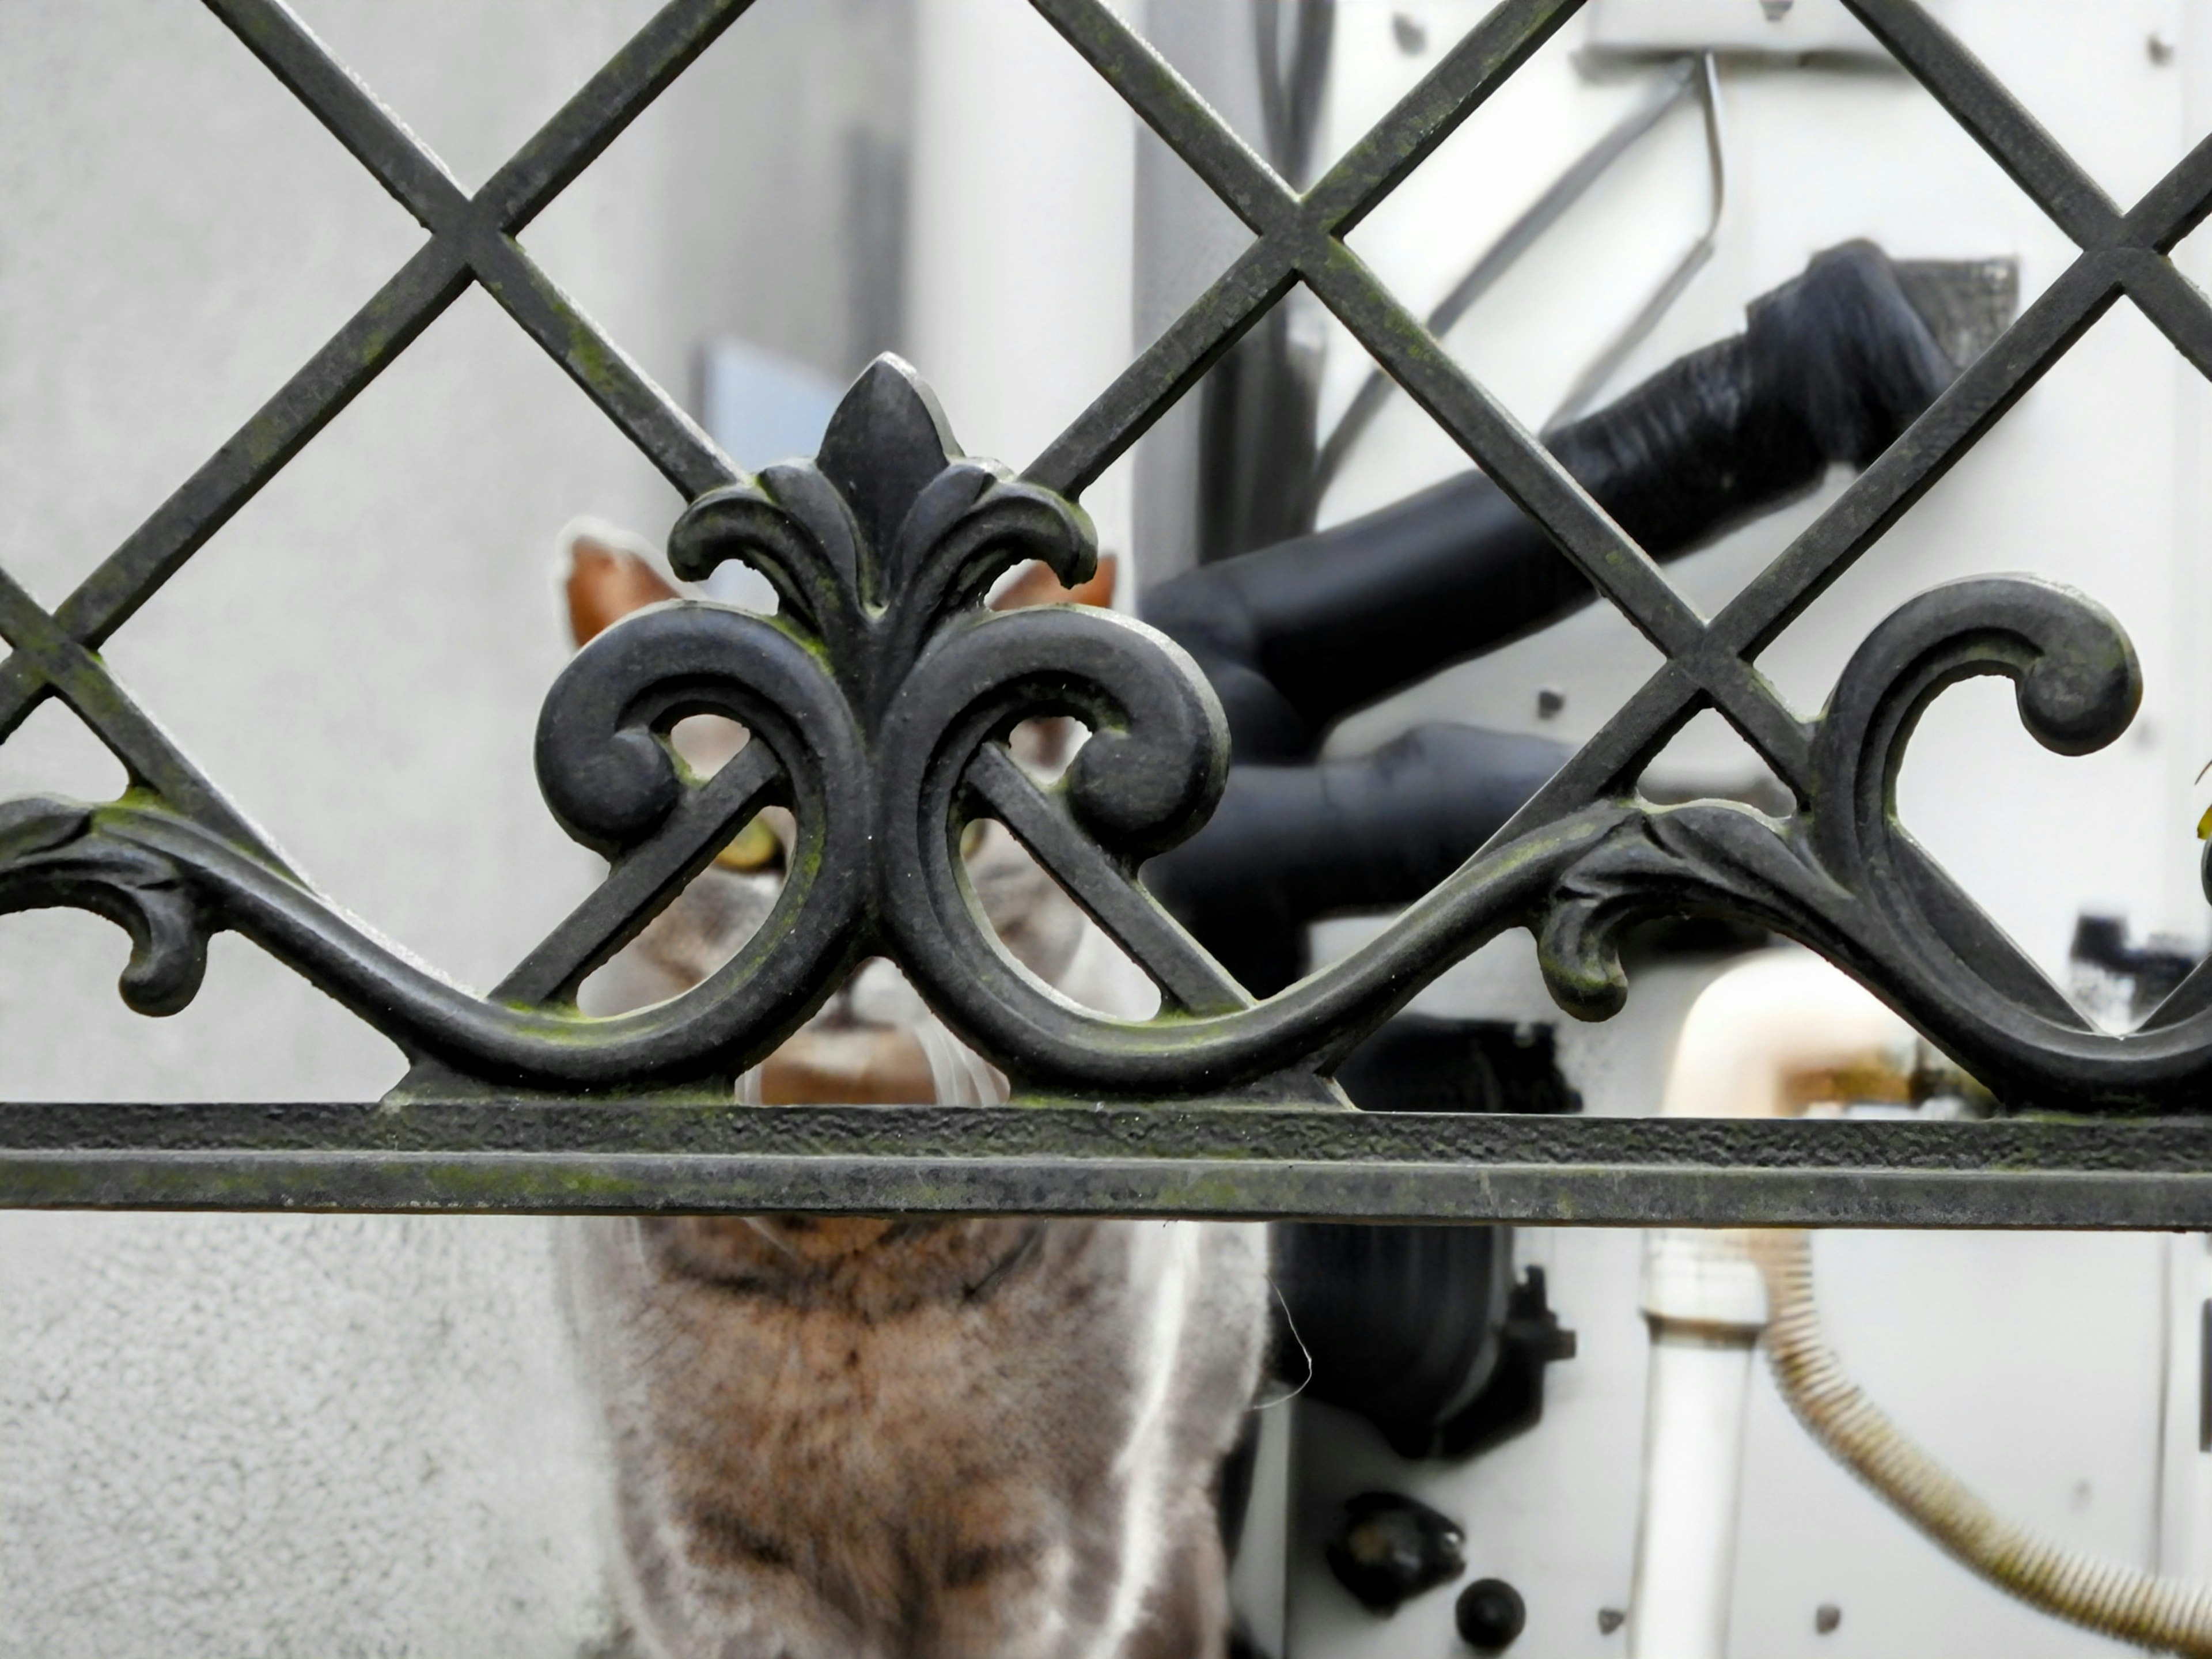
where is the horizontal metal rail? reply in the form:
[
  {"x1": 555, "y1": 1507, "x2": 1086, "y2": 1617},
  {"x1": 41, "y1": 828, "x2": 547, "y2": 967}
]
[{"x1": 5, "y1": 1103, "x2": 2210, "y2": 1230}]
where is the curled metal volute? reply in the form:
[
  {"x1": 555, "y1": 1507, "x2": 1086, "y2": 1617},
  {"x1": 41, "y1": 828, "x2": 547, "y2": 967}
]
[
  {"x1": 666, "y1": 478, "x2": 849, "y2": 640},
  {"x1": 866, "y1": 474, "x2": 1098, "y2": 737},
  {"x1": 535, "y1": 605, "x2": 833, "y2": 857},
  {"x1": 0, "y1": 797, "x2": 212, "y2": 1017},
  {"x1": 1807, "y1": 577, "x2": 2140, "y2": 887},
  {"x1": 1535, "y1": 814, "x2": 1673, "y2": 1022},
  {"x1": 897, "y1": 604, "x2": 1228, "y2": 864},
  {"x1": 878, "y1": 461, "x2": 998, "y2": 615},
  {"x1": 1522, "y1": 576, "x2": 2183, "y2": 1109},
  {"x1": 22, "y1": 628, "x2": 880, "y2": 1085},
  {"x1": 903, "y1": 474, "x2": 1097, "y2": 624},
  {"x1": 1062, "y1": 622, "x2": 1229, "y2": 857},
  {"x1": 34, "y1": 336, "x2": 2197, "y2": 1108},
  {"x1": 872, "y1": 605, "x2": 1239, "y2": 1089},
  {"x1": 532, "y1": 614, "x2": 685, "y2": 857},
  {"x1": 1535, "y1": 802, "x2": 1855, "y2": 1025}
]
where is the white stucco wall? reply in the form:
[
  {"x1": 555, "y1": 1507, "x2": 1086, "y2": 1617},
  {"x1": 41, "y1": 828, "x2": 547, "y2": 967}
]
[{"x1": 0, "y1": 1213, "x2": 622, "y2": 1656}]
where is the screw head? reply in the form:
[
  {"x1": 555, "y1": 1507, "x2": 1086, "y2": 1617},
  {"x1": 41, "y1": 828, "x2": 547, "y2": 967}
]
[{"x1": 1456, "y1": 1578, "x2": 1528, "y2": 1651}]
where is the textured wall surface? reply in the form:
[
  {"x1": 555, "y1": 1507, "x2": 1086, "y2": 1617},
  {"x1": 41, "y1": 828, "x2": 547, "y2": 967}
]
[{"x1": 0, "y1": 1213, "x2": 623, "y2": 1657}]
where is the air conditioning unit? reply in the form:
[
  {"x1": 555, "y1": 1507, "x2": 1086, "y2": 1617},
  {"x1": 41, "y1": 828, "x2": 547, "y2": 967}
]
[{"x1": 1585, "y1": 0, "x2": 1908, "y2": 58}]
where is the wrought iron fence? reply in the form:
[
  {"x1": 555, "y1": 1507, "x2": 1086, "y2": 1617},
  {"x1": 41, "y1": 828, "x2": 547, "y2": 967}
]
[{"x1": 3, "y1": 0, "x2": 2211, "y2": 1229}]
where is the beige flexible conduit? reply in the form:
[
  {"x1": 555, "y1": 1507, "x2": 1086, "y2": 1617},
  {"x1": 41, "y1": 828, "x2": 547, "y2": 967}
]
[{"x1": 1756, "y1": 1229, "x2": 2212, "y2": 1657}]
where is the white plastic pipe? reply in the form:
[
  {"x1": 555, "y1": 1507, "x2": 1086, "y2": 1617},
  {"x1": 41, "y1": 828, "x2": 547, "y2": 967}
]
[
  {"x1": 906, "y1": 0, "x2": 1137, "y2": 564},
  {"x1": 1628, "y1": 1315, "x2": 1760, "y2": 1657},
  {"x1": 1627, "y1": 1227, "x2": 1771, "y2": 1659},
  {"x1": 1626, "y1": 950, "x2": 1912, "y2": 1659}
]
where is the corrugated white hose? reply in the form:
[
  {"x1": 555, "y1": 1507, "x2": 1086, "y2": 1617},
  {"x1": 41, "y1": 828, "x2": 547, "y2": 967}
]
[{"x1": 1756, "y1": 1228, "x2": 2212, "y2": 1657}]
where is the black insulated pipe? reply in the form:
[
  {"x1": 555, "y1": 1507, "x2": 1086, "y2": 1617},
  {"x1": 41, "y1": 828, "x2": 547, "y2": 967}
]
[
  {"x1": 1142, "y1": 242, "x2": 1964, "y2": 996},
  {"x1": 1140, "y1": 240, "x2": 1960, "y2": 767}
]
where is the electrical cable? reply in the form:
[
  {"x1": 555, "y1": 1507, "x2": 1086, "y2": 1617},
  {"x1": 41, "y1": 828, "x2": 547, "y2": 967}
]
[{"x1": 1312, "y1": 52, "x2": 1720, "y2": 497}]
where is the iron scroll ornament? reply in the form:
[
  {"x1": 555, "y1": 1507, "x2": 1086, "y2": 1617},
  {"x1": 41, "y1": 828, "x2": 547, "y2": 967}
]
[{"x1": 0, "y1": 357, "x2": 2192, "y2": 1112}]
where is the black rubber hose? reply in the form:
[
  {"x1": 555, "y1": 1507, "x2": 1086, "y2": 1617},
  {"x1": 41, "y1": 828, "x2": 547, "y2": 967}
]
[
  {"x1": 1140, "y1": 241, "x2": 1958, "y2": 764},
  {"x1": 1145, "y1": 724, "x2": 1565, "y2": 995}
]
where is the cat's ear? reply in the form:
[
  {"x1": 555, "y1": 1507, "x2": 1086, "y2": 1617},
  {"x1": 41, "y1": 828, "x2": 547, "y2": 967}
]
[
  {"x1": 990, "y1": 552, "x2": 1117, "y2": 612},
  {"x1": 567, "y1": 535, "x2": 681, "y2": 646}
]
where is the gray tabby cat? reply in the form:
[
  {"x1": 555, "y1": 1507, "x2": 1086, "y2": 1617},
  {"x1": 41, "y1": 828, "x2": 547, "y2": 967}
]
[
  {"x1": 568, "y1": 1213, "x2": 1267, "y2": 1659},
  {"x1": 558, "y1": 536, "x2": 1270, "y2": 1658}
]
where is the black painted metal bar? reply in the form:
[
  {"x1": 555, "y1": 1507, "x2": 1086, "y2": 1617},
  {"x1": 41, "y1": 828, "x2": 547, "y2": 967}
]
[
  {"x1": 1023, "y1": 0, "x2": 1582, "y2": 494},
  {"x1": 1480, "y1": 194, "x2": 2190, "y2": 844},
  {"x1": 1027, "y1": 241, "x2": 1298, "y2": 498},
  {"x1": 2119, "y1": 251, "x2": 2212, "y2": 382},
  {"x1": 493, "y1": 745, "x2": 784, "y2": 1005},
  {"x1": 1029, "y1": 0, "x2": 1817, "y2": 800},
  {"x1": 1296, "y1": 242, "x2": 1821, "y2": 794},
  {"x1": 1300, "y1": 0, "x2": 1582, "y2": 235},
  {"x1": 965, "y1": 745, "x2": 1251, "y2": 1018},
  {"x1": 0, "y1": 570, "x2": 281, "y2": 859},
  {"x1": 3, "y1": 1104, "x2": 2210, "y2": 1231},
  {"x1": 204, "y1": 0, "x2": 736, "y2": 501},
  {"x1": 1314, "y1": 56, "x2": 1705, "y2": 494},
  {"x1": 1849, "y1": 0, "x2": 2118, "y2": 240},
  {"x1": 0, "y1": 246, "x2": 472, "y2": 748},
  {"x1": 2125, "y1": 129, "x2": 2212, "y2": 252},
  {"x1": 1031, "y1": 0, "x2": 1293, "y2": 232}
]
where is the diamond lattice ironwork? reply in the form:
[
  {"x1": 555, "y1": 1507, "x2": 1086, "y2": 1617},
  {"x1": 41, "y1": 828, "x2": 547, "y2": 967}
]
[{"x1": 5, "y1": 0, "x2": 2212, "y2": 1226}]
